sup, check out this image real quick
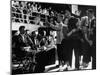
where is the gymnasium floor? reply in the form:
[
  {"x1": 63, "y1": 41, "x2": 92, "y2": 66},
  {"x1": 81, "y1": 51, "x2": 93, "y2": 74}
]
[{"x1": 44, "y1": 49, "x2": 92, "y2": 72}]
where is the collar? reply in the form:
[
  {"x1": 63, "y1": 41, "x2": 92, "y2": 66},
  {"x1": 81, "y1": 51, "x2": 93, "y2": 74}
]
[
  {"x1": 20, "y1": 34, "x2": 25, "y2": 36},
  {"x1": 88, "y1": 16, "x2": 95, "y2": 22}
]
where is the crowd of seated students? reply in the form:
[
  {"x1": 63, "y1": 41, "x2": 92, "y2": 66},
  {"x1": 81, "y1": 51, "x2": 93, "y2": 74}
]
[
  {"x1": 11, "y1": 1, "x2": 59, "y2": 24},
  {"x1": 12, "y1": 0, "x2": 50, "y2": 15}
]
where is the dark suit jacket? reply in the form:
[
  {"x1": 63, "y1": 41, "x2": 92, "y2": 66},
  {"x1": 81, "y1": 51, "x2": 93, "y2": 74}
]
[
  {"x1": 15, "y1": 34, "x2": 32, "y2": 48},
  {"x1": 13, "y1": 34, "x2": 34, "y2": 58}
]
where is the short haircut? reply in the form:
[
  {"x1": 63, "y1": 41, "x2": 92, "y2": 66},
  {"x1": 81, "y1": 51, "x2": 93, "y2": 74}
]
[
  {"x1": 65, "y1": 10, "x2": 71, "y2": 14},
  {"x1": 86, "y1": 9, "x2": 94, "y2": 14},
  {"x1": 19, "y1": 26, "x2": 25, "y2": 31}
]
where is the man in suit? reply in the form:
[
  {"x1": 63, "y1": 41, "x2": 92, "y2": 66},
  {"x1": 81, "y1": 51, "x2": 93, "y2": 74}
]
[{"x1": 13, "y1": 26, "x2": 36, "y2": 65}]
